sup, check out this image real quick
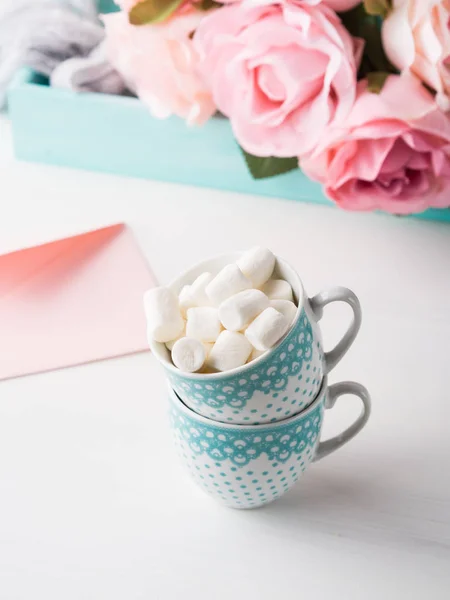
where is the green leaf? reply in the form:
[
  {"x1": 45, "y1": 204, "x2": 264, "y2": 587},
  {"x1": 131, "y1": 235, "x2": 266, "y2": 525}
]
[
  {"x1": 128, "y1": 0, "x2": 184, "y2": 25},
  {"x1": 367, "y1": 71, "x2": 390, "y2": 93},
  {"x1": 240, "y1": 148, "x2": 298, "y2": 180},
  {"x1": 363, "y1": 0, "x2": 391, "y2": 18},
  {"x1": 195, "y1": 0, "x2": 221, "y2": 10},
  {"x1": 340, "y1": 4, "x2": 397, "y2": 77}
]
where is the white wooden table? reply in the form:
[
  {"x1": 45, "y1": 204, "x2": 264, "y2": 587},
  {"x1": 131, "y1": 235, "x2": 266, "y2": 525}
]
[{"x1": 1, "y1": 114, "x2": 449, "y2": 600}]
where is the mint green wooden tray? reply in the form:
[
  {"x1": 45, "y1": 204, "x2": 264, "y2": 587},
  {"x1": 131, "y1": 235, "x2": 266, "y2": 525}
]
[{"x1": 7, "y1": 68, "x2": 450, "y2": 223}]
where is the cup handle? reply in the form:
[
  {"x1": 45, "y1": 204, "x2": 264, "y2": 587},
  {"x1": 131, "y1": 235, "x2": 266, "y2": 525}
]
[
  {"x1": 313, "y1": 381, "x2": 371, "y2": 462},
  {"x1": 310, "y1": 286, "x2": 362, "y2": 374}
]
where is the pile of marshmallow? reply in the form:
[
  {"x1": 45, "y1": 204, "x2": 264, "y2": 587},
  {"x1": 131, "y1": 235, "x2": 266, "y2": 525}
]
[{"x1": 144, "y1": 247, "x2": 297, "y2": 373}]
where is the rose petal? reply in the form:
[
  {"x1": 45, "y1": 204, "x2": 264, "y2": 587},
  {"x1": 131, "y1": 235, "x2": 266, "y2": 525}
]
[
  {"x1": 305, "y1": 74, "x2": 450, "y2": 215},
  {"x1": 104, "y1": 10, "x2": 216, "y2": 126},
  {"x1": 196, "y1": 2, "x2": 359, "y2": 157}
]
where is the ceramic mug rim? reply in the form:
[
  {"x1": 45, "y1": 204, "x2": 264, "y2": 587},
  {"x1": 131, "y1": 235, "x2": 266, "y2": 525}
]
[
  {"x1": 150, "y1": 251, "x2": 306, "y2": 380},
  {"x1": 169, "y1": 375, "x2": 326, "y2": 431}
]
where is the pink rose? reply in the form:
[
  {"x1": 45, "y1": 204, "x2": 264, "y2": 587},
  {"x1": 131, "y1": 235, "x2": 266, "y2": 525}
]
[
  {"x1": 291, "y1": 0, "x2": 362, "y2": 9},
  {"x1": 103, "y1": 9, "x2": 216, "y2": 125},
  {"x1": 115, "y1": 0, "x2": 362, "y2": 12},
  {"x1": 221, "y1": 0, "x2": 361, "y2": 10},
  {"x1": 195, "y1": 3, "x2": 362, "y2": 157},
  {"x1": 383, "y1": 0, "x2": 450, "y2": 111},
  {"x1": 302, "y1": 75, "x2": 450, "y2": 214}
]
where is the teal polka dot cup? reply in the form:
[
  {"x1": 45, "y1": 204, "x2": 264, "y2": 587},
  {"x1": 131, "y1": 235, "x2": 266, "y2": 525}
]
[
  {"x1": 150, "y1": 252, "x2": 362, "y2": 425},
  {"x1": 169, "y1": 377, "x2": 371, "y2": 509}
]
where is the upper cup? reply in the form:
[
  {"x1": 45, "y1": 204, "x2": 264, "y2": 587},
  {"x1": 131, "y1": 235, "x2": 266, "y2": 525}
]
[{"x1": 149, "y1": 252, "x2": 361, "y2": 424}]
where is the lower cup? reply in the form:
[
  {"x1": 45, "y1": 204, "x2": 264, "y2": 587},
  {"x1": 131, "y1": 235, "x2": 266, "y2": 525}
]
[{"x1": 169, "y1": 376, "x2": 371, "y2": 509}]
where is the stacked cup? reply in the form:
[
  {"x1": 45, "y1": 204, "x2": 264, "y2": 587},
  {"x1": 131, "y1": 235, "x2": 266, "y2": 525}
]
[{"x1": 147, "y1": 250, "x2": 371, "y2": 509}]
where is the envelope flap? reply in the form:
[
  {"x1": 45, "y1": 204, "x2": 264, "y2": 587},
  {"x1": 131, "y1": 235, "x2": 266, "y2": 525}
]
[{"x1": 0, "y1": 223, "x2": 124, "y2": 298}]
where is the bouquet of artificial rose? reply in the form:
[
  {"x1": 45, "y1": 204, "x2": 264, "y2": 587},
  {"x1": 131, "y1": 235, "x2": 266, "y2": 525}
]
[{"x1": 104, "y1": 0, "x2": 450, "y2": 216}]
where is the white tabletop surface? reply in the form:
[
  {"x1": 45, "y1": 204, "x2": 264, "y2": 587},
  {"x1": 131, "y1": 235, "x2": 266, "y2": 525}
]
[{"x1": 1, "y1": 113, "x2": 450, "y2": 600}]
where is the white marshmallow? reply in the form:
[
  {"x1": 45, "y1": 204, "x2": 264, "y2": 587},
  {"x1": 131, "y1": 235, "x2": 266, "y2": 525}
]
[
  {"x1": 144, "y1": 287, "x2": 184, "y2": 343},
  {"x1": 207, "y1": 331, "x2": 252, "y2": 372},
  {"x1": 171, "y1": 337, "x2": 206, "y2": 373},
  {"x1": 206, "y1": 264, "x2": 251, "y2": 305},
  {"x1": 196, "y1": 344, "x2": 215, "y2": 373},
  {"x1": 165, "y1": 322, "x2": 186, "y2": 350},
  {"x1": 218, "y1": 289, "x2": 269, "y2": 332},
  {"x1": 178, "y1": 273, "x2": 213, "y2": 317},
  {"x1": 262, "y1": 279, "x2": 294, "y2": 302},
  {"x1": 248, "y1": 347, "x2": 267, "y2": 362},
  {"x1": 178, "y1": 285, "x2": 195, "y2": 316},
  {"x1": 245, "y1": 307, "x2": 289, "y2": 351},
  {"x1": 270, "y1": 299, "x2": 297, "y2": 325},
  {"x1": 237, "y1": 247, "x2": 276, "y2": 288},
  {"x1": 189, "y1": 272, "x2": 213, "y2": 306},
  {"x1": 186, "y1": 307, "x2": 221, "y2": 342}
]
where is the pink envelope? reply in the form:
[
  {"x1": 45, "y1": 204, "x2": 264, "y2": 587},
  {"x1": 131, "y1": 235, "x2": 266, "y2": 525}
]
[{"x1": 0, "y1": 224, "x2": 155, "y2": 380}]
